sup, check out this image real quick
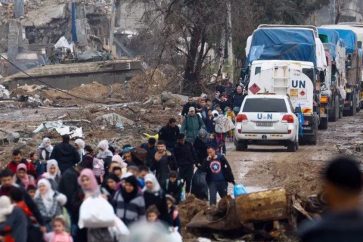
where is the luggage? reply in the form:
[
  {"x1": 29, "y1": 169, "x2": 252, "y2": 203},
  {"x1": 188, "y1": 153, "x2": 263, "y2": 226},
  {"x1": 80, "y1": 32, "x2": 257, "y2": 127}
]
[
  {"x1": 191, "y1": 168, "x2": 208, "y2": 200},
  {"x1": 78, "y1": 196, "x2": 115, "y2": 229}
]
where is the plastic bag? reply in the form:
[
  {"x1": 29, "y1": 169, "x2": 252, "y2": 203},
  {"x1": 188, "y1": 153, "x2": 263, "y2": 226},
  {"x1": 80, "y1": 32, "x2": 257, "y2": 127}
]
[
  {"x1": 78, "y1": 196, "x2": 115, "y2": 229},
  {"x1": 168, "y1": 229, "x2": 182, "y2": 242},
  {"x1": 109, "y1": 216, "x2": 130, "y2": 242},
  {"x1": 233, "y1": 184, "x2": 248, "y2": 198},
  {"x1": 191, "y1": 168, "x2": 208, "y2": 200}
]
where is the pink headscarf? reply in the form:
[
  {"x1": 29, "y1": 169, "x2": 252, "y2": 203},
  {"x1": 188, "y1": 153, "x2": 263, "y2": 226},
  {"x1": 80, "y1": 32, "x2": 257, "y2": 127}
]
[
  {"x1": 16, "y1": 164, "x2": 35, "y2": 189},
  {"x1": 78, "y1": 169, "x2": 99, "y2": 196}
]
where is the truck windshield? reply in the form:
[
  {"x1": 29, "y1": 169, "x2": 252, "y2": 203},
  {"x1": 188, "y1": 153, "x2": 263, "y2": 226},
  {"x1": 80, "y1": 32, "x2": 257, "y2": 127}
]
[{"x1": 243, "y1": 98, "x2": 287, "y2": 113}]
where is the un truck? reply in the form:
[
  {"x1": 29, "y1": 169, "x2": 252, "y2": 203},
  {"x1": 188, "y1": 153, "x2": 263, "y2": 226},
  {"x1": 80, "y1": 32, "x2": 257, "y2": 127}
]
[
  {"x1": 243, "y1": 25, "x2": 328, "y2": 144},
  {"x1": 317, "y1": 28, "x2": 346, "y2": 122},
  {"x1": 322, "y1": 25, "x2": 363, "y2": 116}
]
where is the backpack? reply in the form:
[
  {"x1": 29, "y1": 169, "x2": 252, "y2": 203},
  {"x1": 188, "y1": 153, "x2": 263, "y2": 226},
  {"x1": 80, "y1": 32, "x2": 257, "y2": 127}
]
[{"x1": 93, "y1": 157, "x2": 105, "y2": 177}]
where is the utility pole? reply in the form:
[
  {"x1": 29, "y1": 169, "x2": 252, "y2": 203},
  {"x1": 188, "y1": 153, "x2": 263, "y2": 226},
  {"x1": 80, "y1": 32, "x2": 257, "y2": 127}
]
[
  {"x1": 226, "y1": 0, "x2": 234, "y2": 81},
  {"x1": 109, "y1": 0, "x2": 116, "y2": 56}
]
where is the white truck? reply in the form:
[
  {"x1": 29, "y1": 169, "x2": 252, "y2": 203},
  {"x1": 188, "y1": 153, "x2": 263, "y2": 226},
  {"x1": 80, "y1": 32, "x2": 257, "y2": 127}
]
[{"x1": 247, "y1": 60, "x2": 318, "y2": 144}]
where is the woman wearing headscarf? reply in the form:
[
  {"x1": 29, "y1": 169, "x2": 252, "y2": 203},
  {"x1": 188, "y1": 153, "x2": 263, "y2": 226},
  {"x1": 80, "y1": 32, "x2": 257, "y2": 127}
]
[
  {"x1": 101, "y1": 173, "x2": 120, "y2": 202},
  {"x1": 143, "y1": 174, "x2": 171, "y2": 225},
  {"x1": 41, "y1": 159, "x2": 61, "y2": 190},
  {"x1": 78, "y1": 169, "x2": 113, "y2": 242},
  {"x1": 34, "y1": 179, "x2": 67, "y2": 231},
  {"x1": 14, "y1": 163, "x2": 36, "y2": 190},
  {"x1": 96, "y1": 140, "x2": 113, "y2": 172},
  {"x1": 75, "y1": 139, "x2": 86, "y2": 162},
  {"x1": 37, "y1": 137, "x2": 53, "y2": 177},
  {"x1": 112, "y1": 175, "x2": 145, "y2": 226}
]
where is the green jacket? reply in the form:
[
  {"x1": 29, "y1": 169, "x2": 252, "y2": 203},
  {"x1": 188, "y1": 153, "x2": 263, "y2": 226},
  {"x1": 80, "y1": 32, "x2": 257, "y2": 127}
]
[{"x1": 180, "y1": 115, "x2": 205, "y2": 143}]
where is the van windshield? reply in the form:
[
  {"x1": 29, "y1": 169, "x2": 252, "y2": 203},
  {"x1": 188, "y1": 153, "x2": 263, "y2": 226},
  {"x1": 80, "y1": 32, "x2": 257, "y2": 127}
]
[{"x1": 243, "y1": 98, "x2": 287, "y2": 113}]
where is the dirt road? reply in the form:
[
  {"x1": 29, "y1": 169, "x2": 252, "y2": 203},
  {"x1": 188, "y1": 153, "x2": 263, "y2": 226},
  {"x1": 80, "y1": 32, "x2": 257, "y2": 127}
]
[{"x1": 227, "y1": 111, "x2": 363, "y2": 197}]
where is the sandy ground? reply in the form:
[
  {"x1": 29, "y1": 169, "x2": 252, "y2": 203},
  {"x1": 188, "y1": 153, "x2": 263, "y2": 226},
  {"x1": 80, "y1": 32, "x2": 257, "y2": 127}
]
[{"x1": 227, "y1": 111, "x2": 363, "y2": 198}]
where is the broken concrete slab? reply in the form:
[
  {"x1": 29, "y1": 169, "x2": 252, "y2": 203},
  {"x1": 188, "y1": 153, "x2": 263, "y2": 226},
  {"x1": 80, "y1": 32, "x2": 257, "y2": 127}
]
[
  {"x1": 22, "y1": 3, "x2": 67, "y2": 27},
  {"x1": 95, "y1": 112, "x2": 135, "y2": 128}
]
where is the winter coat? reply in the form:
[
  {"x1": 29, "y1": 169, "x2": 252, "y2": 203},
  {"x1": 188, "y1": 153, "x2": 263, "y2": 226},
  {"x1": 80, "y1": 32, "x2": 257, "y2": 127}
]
[
  {"x1": 169, "y1": 206, "x2": 181, "y2": 232},
  {"x1": 158, "y1": 125, "x2": 180, "y2": 150},
  {"x1": 0, "y1": 207, "x2": 28, "y2": 242},
  {"x1": 232, "y1": 93, "x2": 245, "y2": 109},
  {"x1": 34, "y1": 192, "x2": 66, "y2": 225},
  {"x1": 202, "y1": 154, "x2": 235, "y2": 184},
  {"x1": 44, "y1": 231, "x2": 73, "y2": 242},
  {"x1": 7, "y1": 159, "x2": 28, "y2": 175},
  {"x1": 164, "y1": 179, "x2": 183, "y2": 203},
  {"x1": 0, "y1": 185, "x2": 45, "y2": 226},
  {"x1": 174, "y1": 141, "x2": 197, "y2": 167},
  {"x1": 180, "y1": 115, "x2": 205, "y2": 143},
  {"x1": 193, "y1": 137, "x2": 209, "y2": 165},
  {"x1": 50, "y1": 143, "x2": 80, "y2": 173},
  {"x1": 140, "y1": 143, "x2": 157, "y2": 167},
  {"x1": 151, "y1": 152, "x2": 177, "y2": 188},
  {"x1": 112, "y1": 190, "x2": 145, "y2": 226},
  {"x1": 144, "y1": 189, "x2": 171, "y2": 225}
]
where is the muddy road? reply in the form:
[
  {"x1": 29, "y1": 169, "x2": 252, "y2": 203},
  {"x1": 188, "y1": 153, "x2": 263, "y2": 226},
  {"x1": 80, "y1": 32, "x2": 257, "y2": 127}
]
[{"x1": 227, "y1": 111, "x2": 363, "y2": 197}]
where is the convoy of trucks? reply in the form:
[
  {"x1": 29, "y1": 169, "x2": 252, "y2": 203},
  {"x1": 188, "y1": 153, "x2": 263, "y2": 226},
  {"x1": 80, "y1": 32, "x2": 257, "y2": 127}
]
[{"x1": 240, "y1": 23, "x2": 363, "y2": 147}]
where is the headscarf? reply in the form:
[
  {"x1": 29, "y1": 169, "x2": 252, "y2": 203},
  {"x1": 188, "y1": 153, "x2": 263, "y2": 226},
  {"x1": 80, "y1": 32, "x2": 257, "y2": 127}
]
[
  {"x1": 35, "y1": 179, "x2": 55, "y2": 212},
  {"x1": 97, "y1": 140, "x2": 113, "y2": 159},
  {"x1": 16, "y1": 163, "x2": 33, "y2": 189},
  {"x1": 39, "y1": 137, "x2": 53, "y2": 152},
  {"x1": 0, "y1": 196, "x2": 14, "y2": 223},
  {"x1": 42, "y1": 159, "x2": 61, "y2": 180},
  {"x1": 112, "y1": 155, "x2": 128, "y2": 168},
  {"x1": 198, "y1": 128, "x2": 209, "y2": 143},
  {"x1": 122, "y1": 175, "x2": 139, "y2": 203},
  {"x1": 78, "y1": 168, "x2": 99, "y2": 197},
  {"x1": 75, "y1": 139, "x2": 86, "y2": 160},
  {"x1": 143, "y1": 173, "x2": 161, "y2": 193}
]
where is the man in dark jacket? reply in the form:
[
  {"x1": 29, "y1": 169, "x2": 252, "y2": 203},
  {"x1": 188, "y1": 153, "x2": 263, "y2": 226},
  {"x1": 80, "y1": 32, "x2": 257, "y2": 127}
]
[
  {"x1": 232, "y1": 85, "x2": 246, "y2": 114},
  {"x1": 140, "y1": 138, "x2": 157, "y2": 167},
  {"x1": 158, "y1": 118, "x2": 180, "y2": 152},
  {"x1": 174, "y1": 134, "x2": 197, "y2": 193},
  {"x1": 298, "y1": 156, "x2": 363, "y2": 242},
  {"x1": 50, "y1": 134, "x2": 80, "y2": 173},
  {"x1": 0, "y1": 169, "x2": 45, "y2": 231},
  {"x1": 151, "y1": 140, "x2": 177, "y2": 189},
  {"x1": 202, "y1": 146, "x2": 235, "y2": 205},
  {"x1": 181, "y1": 97, "x2": 199, "y2": 116}
]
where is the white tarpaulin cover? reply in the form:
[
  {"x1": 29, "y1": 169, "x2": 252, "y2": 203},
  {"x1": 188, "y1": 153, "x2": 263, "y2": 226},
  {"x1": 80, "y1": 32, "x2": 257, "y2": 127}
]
[{"x1": 54, "y1": 36, "x2": 74, "y2": 52}]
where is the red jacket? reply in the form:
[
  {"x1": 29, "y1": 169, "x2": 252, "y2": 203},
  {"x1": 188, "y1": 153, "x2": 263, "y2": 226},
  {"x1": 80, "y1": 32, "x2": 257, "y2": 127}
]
[{"x1": 7, "y1": 159, "x2": 36, "y2": 177}]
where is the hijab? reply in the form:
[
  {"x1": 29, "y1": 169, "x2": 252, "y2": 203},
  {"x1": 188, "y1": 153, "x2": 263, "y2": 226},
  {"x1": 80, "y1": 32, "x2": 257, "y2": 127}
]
[
  {"x1": 35, "y1": 178, "x2": 55, "y2": 212},
  {"x1": 143, "y1": 173, "x2": 161, "y2": 193},
  {"x1": 112, "y1": 155, "x2": 128, "y2": 169},
  {"x1": 121, "y1": 175, "x2": 139, "y2": 203},
  {"x1": 39, "y1": 137, "x2": 53, "y2": 152},
  {"x1": 75, "y1": 139, "x2": 86, "y2": 160},
  {"x1": 78, "y1": 168, "x2": 99, "y2": 197},
  {"x1": 97, "y1": 140, "x2": 113, "y2": 159},
  {"x1": 16, "y1": 163, "x2": 33, "y2": 189},
  {"x1": 42, "y1": 159, "x2": 61, "y2": 180}
]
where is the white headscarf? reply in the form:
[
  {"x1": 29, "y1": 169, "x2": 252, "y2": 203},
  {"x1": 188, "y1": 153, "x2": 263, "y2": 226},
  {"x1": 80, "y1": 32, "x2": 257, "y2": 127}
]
[
  {"x1": 75, "y1": 138, "x2": 86, "y2": 160},
  {"x1": 112, "y1": 154, "x2": 128, "y2": 168},
  {"x1": 43, "y1": 159, "x2": 61, "y2": 180},
  {"x1": 143, "y1": 173, "x2": 161, "y2": 193},
  {"x1": 97, "y1": 140, "x2": 113, "y2": 159},
  {"x1": 0, "y1": 196, "x2": 14, "y2": 223},
  {"x1": 39, "y1": 137, "x2": 53, "y2": 153},
  {"x1": 35, "y1": 179, "x2": 55, "y2": 212}
]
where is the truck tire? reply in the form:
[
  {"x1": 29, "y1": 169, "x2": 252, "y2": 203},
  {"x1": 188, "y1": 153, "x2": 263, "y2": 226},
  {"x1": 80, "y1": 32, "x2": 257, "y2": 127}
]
[
  {"x1": 235, "y1": 141, "x2": 248, "y2": 151},
  {"x1": 319, "y1": 117, "x2": 328, "y2": 130},
  {"x1": 329, "y1": 96, "x2": 339, "y2": 122}
]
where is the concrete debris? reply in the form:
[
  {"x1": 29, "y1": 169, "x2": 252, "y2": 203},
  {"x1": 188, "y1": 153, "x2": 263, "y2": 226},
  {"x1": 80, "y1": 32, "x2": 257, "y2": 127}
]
[
  {"x1": 33, "y1": 120, "x2": 83, "y2": 138},
  {"x1": 161, "y1": 91, "x2": 188, "y2": 107},
  {"x1": 95, "y1": 113, "x2": 135, "y2": 128},
  {"x1": 6, "y1": 132, "x2": 20, "y2": 143},
  {"x1": 0, "y1": 85, "x2": 10, "y2": 99},
  {"x1": 17, "y1": 84, "x2": 46, "y2": 93}
]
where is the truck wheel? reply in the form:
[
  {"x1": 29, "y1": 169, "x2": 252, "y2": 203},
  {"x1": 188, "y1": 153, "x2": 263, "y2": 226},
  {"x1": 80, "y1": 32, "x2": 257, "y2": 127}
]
[
  {"x1": 319, "y1": 117, "x2": 328, "y2": 130},
  {"x1": 329, "y1": 96, "x2": 339, "y2": 122},
  {"x1": 235, "y1": 141, "x2": 248, "y2": 151}
]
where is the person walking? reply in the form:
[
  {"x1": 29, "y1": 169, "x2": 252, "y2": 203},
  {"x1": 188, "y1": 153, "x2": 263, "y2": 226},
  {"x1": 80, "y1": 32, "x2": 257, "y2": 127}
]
[
  {"x1": 50, "y1": 135, "x2": 80, "y2": 173},
  {"x1": 180, "y1": 107, "x2": 205, "y2": 144},
  {"x1": 96, "y1": 140, "x2": 113, "y2": 172},
  {"x1": 112, "y1": 175, "x2": 145, "y2": 226},
  {"x1": 174, "y1": 134, "x2": 197, "y2": 193},
  {"x1": 74, "y1": 139, "x2": 86, "y2": 162},
  {"x1": 202, "y1": 146, "x2": 235, "y2": 205},
  {"x1": 38, "y1": 137, "x2": 53, "y2": 173},
  {"x1": 14, "y1": 163, "x2": 36, "y2": 190},
  {"x1": 41, "y1": 159, "x2": 62, "y2": 190},
  {"x1": 158, "y1": 118, "x2": 180, "y2": 152},
  {"x1": 34, "y1": 179, "x2": 67, "y2": 231},
  {"x1": 299, "y1": 156, "x2": 363, "y2": 242},
  {"x1": 232, "y1": 85, "x2": 246, "y2": 114},
  {"x1": 151, "y1": 141, "x2": 177, "y2": 189}
]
